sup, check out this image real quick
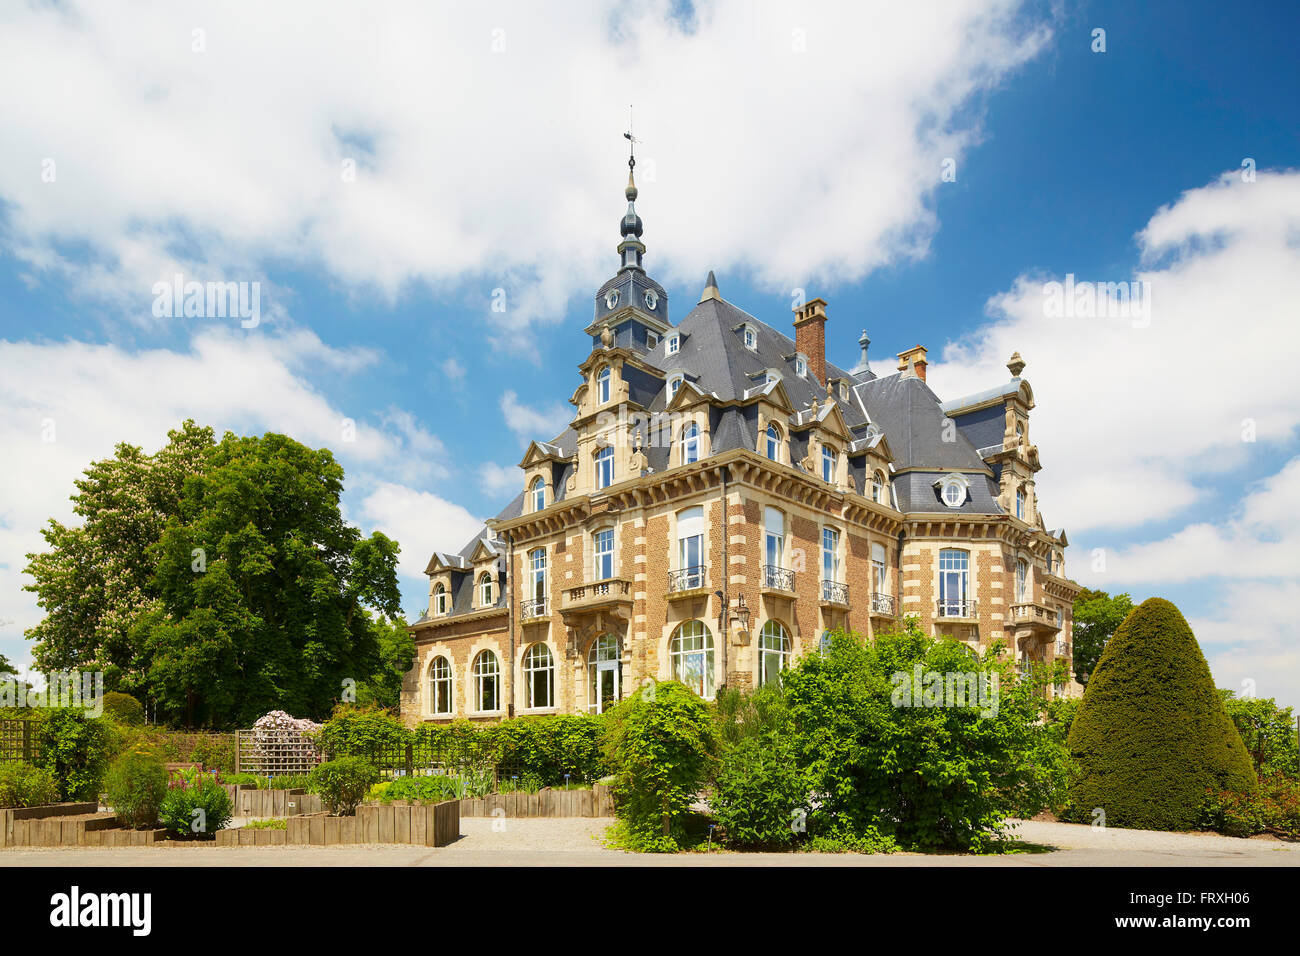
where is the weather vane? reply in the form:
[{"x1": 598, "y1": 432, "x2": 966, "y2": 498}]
[{"x1": 623, "y1": 104, "x2": 641, "y2": 168}]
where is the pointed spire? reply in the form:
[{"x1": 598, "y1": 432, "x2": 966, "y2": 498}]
[
  {"x1": 699, "y1": 271, "x2": 721, "y2": 303},
  {"x1": 852, "y1": 329, "x2": 871, "y2": 375},
  {"x1": 617, "y1": 127, "x2": 645, "y2": 272}
]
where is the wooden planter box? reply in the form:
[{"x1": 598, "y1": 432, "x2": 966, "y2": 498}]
[
  {"x1": 83, "y1": 827, "x2": 169, "y2": 847},
  {"x1": 459, "y1": 784, "x2": 614, "y2": 818},
  {"x1": 0, "y1": 802, "x2": 100, "y2": 847},
  {"x1": 216, "y1": 828, "x2": 288, "y2": 846},
  {"x1": 237, "y1": 788, "x2": 323, "y2": 817},
  {"x1": 285, "y1": 800, "x2": 458, "y2": 847}
]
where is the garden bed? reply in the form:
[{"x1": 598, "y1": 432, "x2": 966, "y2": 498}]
[
  {"x1": 285, "y1": 800, "x2": 458, "y2": 847},
  {"x1": 236, "y1": 787, "x2": 322, "y2": 817},
  {"x1": 459, "y1": 785, "x2": 614, "y2": 819},
  {"x1": 0, "y1": 802, "x2": 101, "y2": 847}
]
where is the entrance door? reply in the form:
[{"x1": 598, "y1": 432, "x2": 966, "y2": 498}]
[
  {"x1": 595, "y1": 661, "x2": 619, "y2": 714},
  {"x1": 588, "y1": 634, "x2": 621, "y2": 714}
]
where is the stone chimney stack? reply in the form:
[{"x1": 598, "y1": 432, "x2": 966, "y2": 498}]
[
  {"x1": 897, "y1": 344, "x2": 928, "y2": 382},
  {"x1": 793, "y1": 298, "x2": 828, "y2": 386}
]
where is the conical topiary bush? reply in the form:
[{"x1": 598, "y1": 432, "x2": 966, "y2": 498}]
[{"x1": 1066, "y1": 597, "x2": 1256, "y2": 830}]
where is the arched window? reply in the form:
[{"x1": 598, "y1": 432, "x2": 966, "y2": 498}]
[
  {"x1": 428, "y1": 656, "x2": 452, "y2": 715},
  {"x1": 523, "y1": 643, "x2": 554, "y2": 709},
  {"x1": 670, "y1": 620, "x2": 715, "y2": 698},
  {"x1": 530, "y1": 476, "x2": 545, "y2": 512},
  {"x1": 765, "y1": 424, "x2": 781, "y2": 461},
  {"x1": 478, "y1": 572, "x2": 493, "y2": 607},
  {"x1": 432, "y1": 582, "x2": 447, "y2": 616},
  {"x1": 588, "y1": 634, "x2": 621, "y2": 713},
  {"x1": 596, "y1": 366, "x2": 611, "y2": 404},
  {"x1": 472, "y1": 650, "x2": 500, "y2": 712},
  {"x1": 758, "y1": 621, "x2": 790, "y2": 687},
  {"x1": 669, "y1": 375, "x2": 683, "y2": 399},
  {"x1": 681, "y1": 422, "x2": 700, "y2": 465},
  {"x1": 1015, "y1": 486, "x2": 1026, "y2": 520},
  {"x1": 818, "y1": 629, "x2": 832, "y2": 656},
  {"x1": 595, "y1": 446, "x2": 614, "y2": 489},
  {"x1": 872, "y1": 470, "x2": 885, "y2": 503}
]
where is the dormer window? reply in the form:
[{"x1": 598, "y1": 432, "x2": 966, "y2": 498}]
[
  {"x1": 666, "y1": 334, "x2": 680, "y2": 356},
  {"x1": 765, "y1": 369, "x2": 780, "y2": 386},
  {"x1": 1015, "y1": 486, "x2": 1026, "y2": 520},
  {"x1": 596, "y1": 366, "x2": 611, "y2": 404},
  {"x1": 595, "y1": 445, "x2": 614, "y2": 490},
  {"x1": 530, "y1": 476, "x2": 545, "y2": 512},
  {"x1": 668, "y1": 374, "x2": 683, "y2": 400},
  {"x1": 795, "y1": 355, "x2": 808, "y2": 377},
  {"x1": 432, "y1": 582, "x2": 448, "y2": 616},
  {"x1": 765, "y1": 424, "x2": 782, "y2": 462},
  {"x1": 743, "y1": 325, "x2": 757, "y2": 350},
  {"x1": 821, "y1": 445, "x2": 836, "y2": 483},
  {"x1": 644, "y1": 289, "x2": 658, "y2": 310},
  {"x1": 938, "y1": 474, "x2": 969, "y2": 509},
  {"x1": 681, "y1": 422, "x2": 700, "y2": 464},
  {"x1": 479, "y1": 572, "x2": 494, "y2": 607},
  {"x1": 605, "y1": 289, "x2": 620, "y2": 310},
  {"x1": 872, "y1": 470, "x2": 885, "y2": 503},
  {"x1": 646, "y1": 331, "x2": 658, "y2": 350}
]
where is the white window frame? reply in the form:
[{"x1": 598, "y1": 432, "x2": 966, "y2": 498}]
[
  {"x1": 1016, "y1": 558, "x2": 1029, "y2": 602},
  {"x1": 1015, "y1": 486, "x2": 1026, "y2": 520},
  {"x1": 764, "y1": 506, "x2": 784, "y2": 570},
  {"x1": 530, "y1": 476, "x2": 545, "y2": 512},
  {"x1": 529, "y1": 547, "x2": 547, "y2": 610},
  {"x1": 677, "y1": 506, "x2": 704, "y2": 587},
  {"x1": 588, "y1": 634, "x2": 622, "y2": 714},
  {"x1": 743, "y1": 325, "x2": 756, "y2": 350},
  {"x1": 596, "y1": 365, "x2": 611, "y2": 404},
  {"x1": 681, "y1": 422, "x2": 700, "y2": 464},
  {"x1": 472, "y1": 650, "x2": 500, "y2": 713},
  {"x1": 478, "y1": 572, "x2": 493, "y2": 607},
  {"x1": 666, "y1": 334, "x2": 679, "y2": 355},
  {"x1": 872, "y1": 470, "x2": 884, "y2": 503},
  {"x1": 428, "y1": 655, "x2": 452, "y2": 716},
  {"x1": 871, "y1": 541, "x2": 887, "y2": 595},
  {"x1": 758, "y1": 620, "x2": 790, "y2": 687},
  {"x1": 822, "y1": 527, "x2": 841, "y2": 584},
  {"x1": 522, "y1": 643, "x2": 555, "y2": 710},
  {"x1": 594, "y1": 528, "x2": 614, "y2": 580},
  {"x1": 432, "y1": 582, "x2": 448, "y2": 616},
  {"x1": 938, "y1": 548, "x2": 970, "y2": 616},
  {"x1": 595, "y1": 445, "x2": 614, "y2": 489},
  {"x1": 765, "y1": 424, "x2": 781, "y2": 461},
  {"x1": 670, "y1": 620, "x2": 715, "y2": 699},
  {"x1": 796, "y1": 355, "x2": 807, "y2": 377},
  {"x1": 821, "y1": 445, "x2": 835, "y2": 483}
]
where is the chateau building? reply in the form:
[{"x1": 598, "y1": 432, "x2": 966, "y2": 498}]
[{"x1": 400, "y1": 151, "x2": 1082, "y2": 726}]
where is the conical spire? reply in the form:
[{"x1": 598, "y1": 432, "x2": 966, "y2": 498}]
[
  {"x1": 699, "y1": 270, "x2": 721, "y2": 303},
  {"x1": 617, "y1": 134, "x2": 645, "y2": 271}
]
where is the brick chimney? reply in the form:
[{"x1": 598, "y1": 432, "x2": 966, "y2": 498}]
[
  {"x1": 793, "y1": 298, "x2": 828, "y2": 385},
  {"x1": 897, "y1": 344, "x2": 928, "y2": 382}
]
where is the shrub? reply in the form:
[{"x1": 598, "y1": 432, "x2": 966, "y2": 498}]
[
  {"x1": 1200, "y1": 774, "x2": 1300, "y2": 839},
  {"x1": 314, "y1": 705, "x2": 409, "y2": 762},
  {"x1": 379, "y1": 774, "x2": 462, "y2": 803},
  {"x1": 105, "y1": 751, "x2": 168, "y2": 828},
  {"x1": 489, "y1": 714, "x2": 608, "y2": 785},
  {"x1": 101, "y1": 692, "x2": 144, "y2": 726},
  {"x1": 308, "y1": 757, "x2": 378, "y2": 815},
  {"x1": 1220, "y1": 693, "x2": 1298, "y2": 779},
  {"x1": 0, "y1": 761, "x2": 59, "y2": 808},
  {"x1": 1067, "y1": 598, "x2": 1257, "y2": 831},
  {"x1": 159, "y1": 769, "x2": 233, "y2": 837},
  {"x1": 603, "y1": 681, "x2": 718, "y2": 851},
  {"x1": 711, "y1": 685, "x2": 807, "y2": 849},
  {"x1": 243, "y1": 817, "x2": 287, "y2": 830},
  {"x1": 35, "y1": 708, "x2": 112, "y2": 802},
  {"x1": 782, "y1": 622, "x2": 1056, "y2": 852}
]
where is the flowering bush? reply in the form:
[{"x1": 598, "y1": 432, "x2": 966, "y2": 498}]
[
  {"x1": 159, "y1": 769, "x2": 233, "y2": 837},
  {"x1": 105, "y1": 751, "x2": 168, "y2": 828},
  {"x1": 249, "y1": 710, "x2": 323, "y2": 776}
]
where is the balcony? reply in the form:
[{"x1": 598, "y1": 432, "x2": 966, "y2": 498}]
[
  {"x1": 1009, "y1": 602, "x2": 1061, "y2": 633},
  {"x1": 761, "y1": 564, "x2": 795, "y2": 594},
  {"x1": 561, "y1": 577, "x2": 633, "y2": 617},
  {"x1": 519, "y1": 597, "x2": 548, "y2": 621},
  {"x1": 667, "y1": 566, "x2": 708, "y2": 598},
  {"x1": 820, "y1": 580, "x2": 850, "y2": 606},
  {"x1": 870, "y1": 592, "x2": 896, "y2": 616},
  {"x1": 936, "y1": 598, "x2": 978, "y2": 620}
]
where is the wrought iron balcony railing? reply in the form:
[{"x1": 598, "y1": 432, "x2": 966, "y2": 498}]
[
  {"x1": 936, "y1": 598, "x2": 978, "y2": 618},
  {"x1": 667, "y1": 566, "x2": 707, "y2": 593},
  {"x1": 761, "y1": 564, "x2": 794, "y2": 592},
  {"x1": 821, "y1": 580, "x2": 849, "y2": 605},
  {"x1": 870, "y1": 592, "x2": 895, "y2": 615},
  {"x1": 519, "y1": 597, "x2": 547, "y2": 619}
]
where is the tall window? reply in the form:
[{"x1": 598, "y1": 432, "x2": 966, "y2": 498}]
[
  {"x1": 669, "y1": 376, "x2": 683, "y2": 399},
  {"x1": 681, "y1": 423, "x2": 700, "y2": 464},
  {"x1": 432, "y1": 582, "x2": 447, "y2": 616},
  {"x1": 472, "y1": 650, "x2": 500, "y2": 712},
  {"x1": 822, "y1": 527, "x2": 840, "y2": 583},
  {"x1": 871, "y1": 541, "x2": 887, "y2": 594},
  {"x1": 765, "y1": 424, "x2": 781, "y2": 461},
  {"x1": 530, "y1": 477, "x2": 545, "y2": 512},
  {"x1": 822, "y1": 445, "x2": 836, "y2": 483},
  {"x1": 667, "y1": 334, "x2": 679, "y2": 355},
  {"x1": 588, "y1": 634, "x2": 621, "y2": 714},
  {"x1": 596, "y1": 365, "x2": 611, "y2": 404},
  {"x1": 764, "y1": 506, "x2": 784, "y2": 568},
  {"x1": 595, "y1": 446, "x2": 614, "y2": 489},
  {"x1": 743, "y1": 326, "x2": 756, "y2": 349},
  {"x1": 594, "y1": 528, "x2": 614, "y2": 580},
  {"x1": 670, "y1": 620, "x2": 715, "y2": 698},
  {"x1": 528, "y1": 547, "x2": 546, "y2": 612},
  {"x1": 938, "y1": 549, "x2": 969, "y2": 616},
  {"x1": 818, "y1": 630, "x2": 832, "y2": 656},
  {"x1": 1015, "y1": 486, "x2": 1026, "y2": 519},
  {"x1": 523, "y1": 643, "x2": 554, "y2": 709},
  {"x1": 1016, "y1": 558, "x2": 1029, "y2": 602},
  {"x1": 478, "y1": 572, "x2": 493, "y2": 607},
  {"x1": 428, "y1": 656, "x2": 452, "y2": 715},
  {"x1": 872, "y1": 471, "x2": 885, "y2": 503},
  {"x1": 677, "y1": 506, "x2": 704, "y2": 589},
  {"x1": 758, "y1": 620, "x2": 790, "y2": 687}
]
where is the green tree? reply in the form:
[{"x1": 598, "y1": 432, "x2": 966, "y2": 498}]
[
  {"x1": 1219, "y1": 692, "x2": 1298, "y2": 779},
  {"x1": 143, "y1": 431, "x2": 402, "y2": 727},
  {"x1": 0, "y1": 653, "x2": 13, "y2": 677},
  {"x1": 1067, "y1": 598, "x2": 1256, "y2": 830},
  {"x1": 354, "y1": 616, "x2": 415, "y2": 710},
  {"x1": 1071, "y1": 588, "x2": 1134, "y2": 685},
  {"x1": 23, "y1": 421, "x2": 216, "y2": 691}
]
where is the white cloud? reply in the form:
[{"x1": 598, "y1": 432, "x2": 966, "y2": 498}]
[
  {"x1": 0, "y1": 0, "x2": 1051, "y2": 336},
  {"x1": 357, "y1": 482, "x2": 484, "y2": 587},
  {"x1": 0, "y1": 328, "x2": 451, "y2": 666},
  {"x1": 501, "y1": 389, "x2": 572, "y2": 446},
  {"x1": 479, "y1": 461, "x2": 523, "y2": 497},
  {"x1": 441, "y1": 357, "x2": 466, "y2": 385}
]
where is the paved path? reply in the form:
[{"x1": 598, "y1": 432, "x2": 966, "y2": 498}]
[{"x1": 2, "y1": 817, "x2": 1296, "y2": 866}]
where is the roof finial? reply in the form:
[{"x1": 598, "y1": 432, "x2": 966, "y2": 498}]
[
  {"x1": 852, "y1": 329, "x2": 871, "y2": 375},
  {"x1": 700, "y1": 270, "x2": 721, "y2": 303},
  {"x1": 1007, "y1": 351, "x2": 1026, "y2": 377}
]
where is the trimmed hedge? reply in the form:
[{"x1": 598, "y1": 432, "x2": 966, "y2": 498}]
[
  {"x1": 102, "y1": 691, "x2": 144, "y2": 726},
  {"x1": 1067, "y1": 597, "x2": 1256, "y2": 830}
]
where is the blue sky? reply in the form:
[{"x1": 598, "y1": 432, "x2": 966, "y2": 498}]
[{"x1": 1, "y1": 0, "x2": 1298, "y2": 705}]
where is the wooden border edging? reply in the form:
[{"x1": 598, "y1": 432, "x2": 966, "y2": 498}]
[
  {"x1": 458, "y1": 785, "x2": 614, "y2": 818},
  {"x1": 1, "y1": 802, "x2": 101, "y2": 848},
  {"x1": 285, "y1": 800, "x2": 459, "y2": 847}
]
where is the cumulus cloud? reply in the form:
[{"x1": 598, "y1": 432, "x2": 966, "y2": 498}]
[
  {"x1": 0, "y1": 0, "x2": 1052, "y2": 337},
  {"x1": 356, "y1": 482, "x2": 484, "y2": 587},
  {"x1": 479, "y1": 461, "x2": 523, "y2": 497},
  {"x1": 500, "y1": 389, "x2": 572, "y2": 446}
]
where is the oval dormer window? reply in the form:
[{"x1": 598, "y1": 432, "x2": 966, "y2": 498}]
[
  {"x1": 605, "y1": 289, "x2": 620, "y2": 310},
  {"x1": 644, "y1": 289, "x2": 658, "y2": 310},
  {"x1": 939, "y1": 474, "x2": 969, "y2": 508}
]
